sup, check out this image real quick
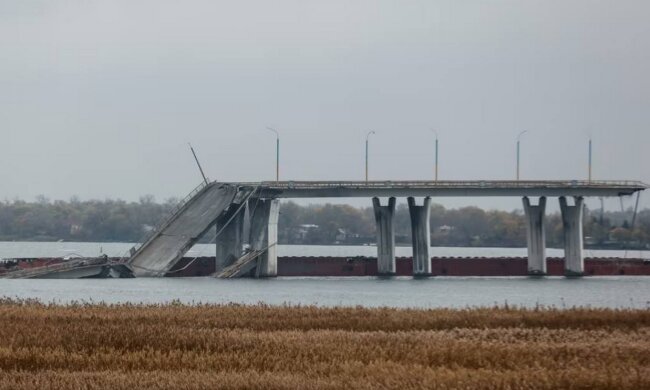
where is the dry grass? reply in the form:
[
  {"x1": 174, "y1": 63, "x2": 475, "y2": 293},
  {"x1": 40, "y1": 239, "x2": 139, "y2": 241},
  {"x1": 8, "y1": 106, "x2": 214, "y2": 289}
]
[{"x1": 0, "y1": 298, "x2": 648, "y2": 389}]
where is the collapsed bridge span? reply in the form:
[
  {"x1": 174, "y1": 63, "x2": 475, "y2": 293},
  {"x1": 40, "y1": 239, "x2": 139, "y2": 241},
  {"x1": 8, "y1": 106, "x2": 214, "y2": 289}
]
[{"x1": 127, "y1": 182, "x2": 244, "y2": 277}]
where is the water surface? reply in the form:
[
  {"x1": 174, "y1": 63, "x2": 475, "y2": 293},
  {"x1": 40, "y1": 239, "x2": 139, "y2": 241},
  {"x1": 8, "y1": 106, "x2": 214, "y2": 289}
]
[
  {"x1": 2, "y1": 242, "x2": 649, "y2": 309},
  {"x1": 2, "y1": 276, "x2": 649, "y2": 309}
]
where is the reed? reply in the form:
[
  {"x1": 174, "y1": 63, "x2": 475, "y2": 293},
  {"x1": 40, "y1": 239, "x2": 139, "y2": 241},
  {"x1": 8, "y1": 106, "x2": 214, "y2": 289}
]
[{"x1": 0, "y1": 299, "x2": 648, "y2": 389}]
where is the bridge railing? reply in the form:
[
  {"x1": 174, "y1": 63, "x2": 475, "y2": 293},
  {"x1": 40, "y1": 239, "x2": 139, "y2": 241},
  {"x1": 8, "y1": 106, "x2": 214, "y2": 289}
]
[{"x1": 253, "y1": 179, "x2": 648, "y2": 189}]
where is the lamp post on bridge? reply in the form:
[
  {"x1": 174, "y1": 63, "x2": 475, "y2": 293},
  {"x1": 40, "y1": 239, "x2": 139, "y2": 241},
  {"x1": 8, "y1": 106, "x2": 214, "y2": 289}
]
[
  {"x1": 266, "y1": 127, "x2": 280, "y2": 183},
  {"x1": 430, "y1": 129, "x2": 439, "y2": 181},
  {"x1": 589, "y1": 138, "x2": 592, "y2": 182},
  {"x1": 365, "y1": 130, "x2": 375, "y2": 182},
  {"x1": 516, "y1": 130, "x2": 528, "y2": 180}
]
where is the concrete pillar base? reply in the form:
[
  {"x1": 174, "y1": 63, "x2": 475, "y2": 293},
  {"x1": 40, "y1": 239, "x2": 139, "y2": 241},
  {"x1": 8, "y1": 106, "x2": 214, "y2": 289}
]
[
  {"x1": 408, "y1": 197, "x2": 432, "y2": 277},
  {"x1": 523, "y1": 196, "x2": 547, "y2": 276},
  {"x1": 372, "y1": 197, "x2": 396, "y2": 276},
  {"x1": 560, "y1": 196, "x2": 585, "y2": 277},
  {"x1": 215, "y1": 204, "x2": 246, "y2": 273},
  {"x1": 564, "y1": 270, "x2": 585, "y2": 278},
  {"x1": 249, "y1": 198, "x2": 280, "y2": 278}
]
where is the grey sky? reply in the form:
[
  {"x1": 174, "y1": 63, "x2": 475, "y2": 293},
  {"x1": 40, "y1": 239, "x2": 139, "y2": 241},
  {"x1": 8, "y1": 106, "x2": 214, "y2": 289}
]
[{"x1": 1, "y1": 0, "x2": 648, "y2": 212}]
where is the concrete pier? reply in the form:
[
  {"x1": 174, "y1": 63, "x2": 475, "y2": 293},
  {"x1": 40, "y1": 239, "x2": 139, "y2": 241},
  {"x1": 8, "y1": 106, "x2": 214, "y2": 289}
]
[
  {"x1": 215, "y1": 205, "x2": 246, "y2": 273},
  {"x1": 372, "y1": 197, "x2": 396, "y2": 275},
  {"x1": 560, "y1": 196, "x2": 585, "y2": 277},
  {"x1": 408, "y1": 197, "x2": 432, "y2": 276},
  {"x1": 522, "y1": 196, "x2": 547, "y2": 275},
  {"x1": 249, "y1": 199, "x2": 280, "y2": 277}
]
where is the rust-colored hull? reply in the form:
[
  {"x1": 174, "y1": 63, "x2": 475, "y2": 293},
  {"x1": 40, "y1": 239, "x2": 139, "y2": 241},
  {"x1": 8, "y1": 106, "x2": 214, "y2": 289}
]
[
  {"x1": 4, "y1": 256, "x2": 648, "y2": 278},
  {"x1": 165, "y1": 256, "x2": 650, "y2": 277}
]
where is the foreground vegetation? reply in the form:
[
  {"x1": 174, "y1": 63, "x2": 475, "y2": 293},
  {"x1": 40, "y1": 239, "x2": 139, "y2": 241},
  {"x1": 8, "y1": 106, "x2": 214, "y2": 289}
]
[{"x1": 0, "y1": 299, "x2": 648, "y2": 389}]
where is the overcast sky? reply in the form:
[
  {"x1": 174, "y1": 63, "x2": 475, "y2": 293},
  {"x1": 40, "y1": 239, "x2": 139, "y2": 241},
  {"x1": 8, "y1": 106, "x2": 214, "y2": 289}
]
[{"x1": 1, "y1": 0, "x2": 648, "y2": 211}]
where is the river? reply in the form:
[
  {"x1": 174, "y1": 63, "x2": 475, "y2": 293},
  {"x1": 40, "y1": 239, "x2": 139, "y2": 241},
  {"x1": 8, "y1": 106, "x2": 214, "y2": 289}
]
[
  {"x1": 1, "y1": 276, "x2": 649, "y2": 309},
  {"x1": 1, "y1": 241, "x2": 649, "y2": 309}
]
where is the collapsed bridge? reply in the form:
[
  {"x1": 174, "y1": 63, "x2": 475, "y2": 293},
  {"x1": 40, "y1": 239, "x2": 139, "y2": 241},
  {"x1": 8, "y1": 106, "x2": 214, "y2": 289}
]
[
  {"x1": 2, "y1": 180, "x2": 647, "y2": 279},
  {"x1": 129, "y1": 179, "x2": 648, "y2": 278}
]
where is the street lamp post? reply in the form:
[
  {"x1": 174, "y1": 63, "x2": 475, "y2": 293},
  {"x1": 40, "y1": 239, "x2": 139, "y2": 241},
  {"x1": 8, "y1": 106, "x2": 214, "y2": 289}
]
[
  {"x1": 516, "y1": 130, "x2": 528, "y2": 180},
  {"x1": 266, "y1": 127, "x2": 280, "y2": 183},
  {"x1": 589, "y1": 138, "x2": 592, "y2": 182},
  {"x1": 365, "y1": 130, "x2": 375, "y2": 182},
  {"x1": 188, "y1": 143, "x2": 209, "y2": 185},
  {"x1": 431, "y1": 129, "x2": 439, "y2": 181}
]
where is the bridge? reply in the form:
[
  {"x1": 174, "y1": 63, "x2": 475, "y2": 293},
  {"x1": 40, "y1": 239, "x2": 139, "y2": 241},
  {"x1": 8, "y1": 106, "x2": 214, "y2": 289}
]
[
  {"x1": 3, "y1": 179, "x2": 646, "y2": 279},
  {"x1": 125, "y1": 179, "x2": 646, "y2": 278}
]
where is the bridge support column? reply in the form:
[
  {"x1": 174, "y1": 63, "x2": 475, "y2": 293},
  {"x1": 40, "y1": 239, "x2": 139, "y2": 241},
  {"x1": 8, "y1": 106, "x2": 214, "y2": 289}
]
[
  {"x1": 372, "y1": 197, "x2": 396, "y2": 275},
  {"x1": 249, "y1": 199, "x2": 280, "y2": 277},
  {"x1": 215, "y1": 205, "x2": 246, "y2": 273},
  {"x1": 560, "y1": 196, "x2": 584, "y2": 277},
  {"x1": 523, "y1": 196, "x2": 547, "y2": 275},
  {"x1": 408, "y1": 197, "x2": 432, "y2": 276}
]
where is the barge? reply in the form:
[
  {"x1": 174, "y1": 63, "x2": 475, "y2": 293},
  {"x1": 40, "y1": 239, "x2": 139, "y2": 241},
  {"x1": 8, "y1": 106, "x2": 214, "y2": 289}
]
[
  {"x1": 3, "y1": 256, "x2": 649, "y2": 278},
  {"x1": 168, "y1": 256, "x2": 650, "y2": 277}
]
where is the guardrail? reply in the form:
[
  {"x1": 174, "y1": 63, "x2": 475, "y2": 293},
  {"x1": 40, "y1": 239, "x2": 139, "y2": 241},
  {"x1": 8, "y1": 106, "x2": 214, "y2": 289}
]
[
  {"x1": 247, "y1": 180, "x2": 649, "y2": 190},
  {"x1": 118, "y1": 180, "x2": 211, "y2": 263},
  {"x1": 216, "y1": 249, "x2": 265, "y2": 278}
]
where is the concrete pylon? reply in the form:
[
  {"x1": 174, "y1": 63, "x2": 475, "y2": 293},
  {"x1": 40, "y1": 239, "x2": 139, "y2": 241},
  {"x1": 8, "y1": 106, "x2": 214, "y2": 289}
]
[
  {"x1": 559, "y1": 196, "x2": 585, "y2": 277},
  {"x1": 372, "y1": 197, "x2": 396, "y2": 275},
  {"x1": 249, "y1": 198, "x2": 280, "y2": 277},
  {"x1": 408, "y1": 197, "x2": 432, "y2": 276},
  {"x1": 522, "y1": 196, "x2": 547, "y2": 275},
  {"x1": 215, "y1": 204, "x2": 246, "y2": 273}
]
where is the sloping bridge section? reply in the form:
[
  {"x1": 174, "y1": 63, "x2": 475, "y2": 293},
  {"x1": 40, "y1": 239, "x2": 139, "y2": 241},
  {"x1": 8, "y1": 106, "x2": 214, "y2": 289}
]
[
  {"x1": 215, "y1": 249, "x2": 266, "y2": 278},
  {"x1": 127, "y1": 182, "x2": 240, "y2": 277}
]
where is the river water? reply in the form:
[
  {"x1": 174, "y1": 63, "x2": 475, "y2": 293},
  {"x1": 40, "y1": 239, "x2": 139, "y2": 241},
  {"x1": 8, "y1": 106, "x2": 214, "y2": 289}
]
[
  {"x1": 2, "y1": 276, "x2": 649, "y2": 309},
  {"x1": 1, "y1": 242, "x2": 649, "y2": 309},
  {"x1": 1, "y1": 241, "x2": 649, "y2": 260}
]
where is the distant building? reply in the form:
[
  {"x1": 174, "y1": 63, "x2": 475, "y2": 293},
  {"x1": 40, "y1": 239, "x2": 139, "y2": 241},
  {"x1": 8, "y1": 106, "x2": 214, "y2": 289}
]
[
  {"x1": 69, "y1": 224, "x2": 83, "y2": 236},
  {"x1": 335, "y1": 228, "x2": 361, "y2": 244},
  {"x1": 438, "y1": 225, "x2": 454, "y2": 234},
  {"x1": 294, "y1": 224, "x2": 319, "y2": 241}
]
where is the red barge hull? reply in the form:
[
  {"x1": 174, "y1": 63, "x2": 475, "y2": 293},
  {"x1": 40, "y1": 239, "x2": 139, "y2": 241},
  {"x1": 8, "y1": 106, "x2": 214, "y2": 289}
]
[
  {"x1": 166, "y1": 256, "x2": 650, "y2": 277},
  {"x1": 4, "y1": 257, "x2": 649, "y2": 277}
]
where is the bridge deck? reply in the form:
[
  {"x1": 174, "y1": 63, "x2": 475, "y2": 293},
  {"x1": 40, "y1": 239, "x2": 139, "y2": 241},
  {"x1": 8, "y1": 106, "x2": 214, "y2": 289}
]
[{"x1": 234, "y1": 180, "x2": 648, "y2": 198}]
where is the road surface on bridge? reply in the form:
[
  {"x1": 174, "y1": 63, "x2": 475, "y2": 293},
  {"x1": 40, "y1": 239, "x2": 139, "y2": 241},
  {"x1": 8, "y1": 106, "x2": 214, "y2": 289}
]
[{"x1": 233, "y1": 180, "x2": 648, "y2": 198}]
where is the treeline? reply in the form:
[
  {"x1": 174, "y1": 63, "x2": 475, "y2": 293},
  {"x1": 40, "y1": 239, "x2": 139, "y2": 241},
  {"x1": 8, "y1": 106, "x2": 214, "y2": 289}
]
[
  {"x1": 279, "y1": 202, "x2": 650, "y2": 248},
  {"x1": 0, "y1": 197, "x2": 648, "y2": 248},
  {"x1": 0, "y1": 195, "x2": 178, "y2": 242}
]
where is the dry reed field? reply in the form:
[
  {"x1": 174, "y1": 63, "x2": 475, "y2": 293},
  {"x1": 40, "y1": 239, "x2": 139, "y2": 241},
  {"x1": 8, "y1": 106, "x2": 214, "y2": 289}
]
[{"x1": 0, "y1": 299, "x2": 649, "y2": 389}]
